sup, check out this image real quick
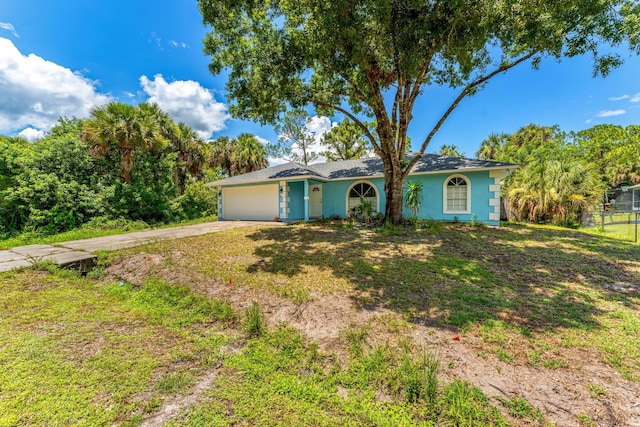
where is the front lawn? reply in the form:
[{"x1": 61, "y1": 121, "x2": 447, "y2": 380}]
[{"x1": 2, "y1": 221, "x2": 639, "y2": 426}]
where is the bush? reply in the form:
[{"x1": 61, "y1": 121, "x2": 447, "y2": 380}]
[{"x1": 171, "y1": 181, "x2": 217, "y2": 221}]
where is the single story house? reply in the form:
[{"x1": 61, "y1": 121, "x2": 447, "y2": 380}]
[
  {"x1": 606, "y1": 182, "x2": 640, "y2": 212},
  {"x1": 207, "y1": 154, "x2": 516, "y2": 225}
]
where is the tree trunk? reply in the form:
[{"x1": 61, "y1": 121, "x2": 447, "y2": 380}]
[
  {"x1": 384, "y1": 168, "x2": 406, "y2": 224},
  {"x1": 122, "y1": 149, "x2": 133, "y2": 184}
]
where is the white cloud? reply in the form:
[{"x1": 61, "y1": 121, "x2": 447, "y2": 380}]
[
  {"x1": 17, "y1": 127, "x2": 45, "y2": 141},
  {"x1": 275, "y1": 115, "x2": 335, "y2": 164},
  {"x1": 268, "y1": 157, "x2": 289, "y2": 167},
  {"x1": 149, "y1": 32, "x2": 162, "y2": 47},
  {"x1": 169, "y1": 40, "x2": 188, "y2": 49},
  {"x1": 597, "y1": 109, "x2": 626, "y2": 117},
  {"x1": 608, "y1": 94, "x2": 630, "y2": 101},
  {"x1": 0, "y1": 22, "x2": 19, "y2": 38},
  {"x1": 253, "y1": 135, "x2": 287, "y2": 166},
  {"x1": 0, "y1": 37, "x2": 109, "y2": 135},
  {"x1": 305, "y1": 115, "x2": 335, "y2": 163},
  {"x1": 140, "y1": 74, "x2": 229, "y2": 139},
  {"x1": 255, "y1": 135, "x2": 272, "y2": 146},
  {"x1": 631, "y1": 93, "x2": 640, "y2": 103}
]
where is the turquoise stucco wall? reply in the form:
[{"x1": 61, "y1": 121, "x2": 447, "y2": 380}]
[
  {"x1": 320, "y1": 171, "x2": 498, "y2": 225},
  {"x1": 288, "y1": 181, "x2": 305, "y2": 220},
  {"x1": 217, "y1": 171, "x2": 499, "y2": 225},
  {"x1": 400, "y1": 171, "x2": 496, "y2": 224},
  {"x1": 321, "y1": 177, "x2": 386, "y2": 218}
]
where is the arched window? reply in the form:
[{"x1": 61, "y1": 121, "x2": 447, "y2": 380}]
[
  {"x1": 443, "y1": 175, "x2": 470, "y2": 214},
  {"x1": 347, "y1": 181, "x2": 378, "y2": 214}
]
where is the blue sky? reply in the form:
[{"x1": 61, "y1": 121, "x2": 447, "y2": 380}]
[{"x1": 1, "y1": 0, "x2": 639, "y2": 158}]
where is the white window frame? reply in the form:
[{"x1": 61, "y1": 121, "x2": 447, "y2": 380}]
[
  {"x1": 443, "y1": 174, "x2": 471, "y2": 214},
  {"x1": 346, "y1": 180, "x2": 379, "y2": 216}
]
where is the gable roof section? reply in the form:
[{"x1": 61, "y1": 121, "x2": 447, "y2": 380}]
[
  {"x1": 208, "y1": 154, "x2": 515, "y2": 187},
  {"x1": 206, "y1": 161, "x2": 327, "y2": 186}
]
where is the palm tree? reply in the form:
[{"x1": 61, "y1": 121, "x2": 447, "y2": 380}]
[
  {"x1": 507, "y1": 158, "x2": 600, "y2": 225},
  {"x1": 207, "y1": 136, "x2": 235, "y2": 177},
  {"x1": 207, "y1": 134, "x2": 268, "y2": 177},
  {"x1": 476, "y1": 133, "x2": 507, "y2": 160},
  {"x1": 172, "y1": 123, "x2": 205, "y2": 193},
  {"x1": 438, "y1": 144, "x2": 464, "y2": 157},
  {"x1": 81, "y1": 102, "x2": 165, "y2": 184},
  {"x1": 232, "y1": 133, "x2": 268, "y2": 175}
]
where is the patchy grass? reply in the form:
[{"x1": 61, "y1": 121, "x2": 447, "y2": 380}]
[
  {"x1": 1, "y1": 266, "x2": 508, "y2": 426},
  {"x1": 167, "y1": 326, "x2": 507, "y2": 427},
  {"x1": 3, "y1": 221, "x2": 639, "y2": 425},
  {"x1": 119, "y1": 221, "x2": 640, "y2": 380},
  {"x1": 0, "y1": 267, "x2": 231, "y2": 426}
]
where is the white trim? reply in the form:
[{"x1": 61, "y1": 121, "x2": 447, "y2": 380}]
[
  {"x1": 443, "y1": 174, "x2": 471, "y2": 214},
  {"x1": 490, "y1": 176, "x2": 502, "y2": 216},
  {"x1": 345, "y1": 180, "x2": 380, "y2": 216},
  {"x1": 208, "y1": 175, "x2": 329, "y2": 187},
  {"x1": 489, "y1": 212, "x2": 500, "y2": 221},
  {"x1": 326, "y1": 166, "x2": 516, "y2": 182}
]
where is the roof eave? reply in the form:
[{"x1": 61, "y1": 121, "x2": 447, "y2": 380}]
[{"x1": 206, "y1": 175, "x2": 330, "y2": 187}]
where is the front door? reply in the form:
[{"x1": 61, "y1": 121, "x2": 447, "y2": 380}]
[{"x1": 309, "y1": 185, "x2": 322, "y2": 218}]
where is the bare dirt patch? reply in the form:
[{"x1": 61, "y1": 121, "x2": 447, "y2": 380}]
[
  {"x1": 102, "y1": 224, "x2": 640, "y2": 427},
  {"x1": 139, "y1": 367, "x2": 221, "y2": 427}
]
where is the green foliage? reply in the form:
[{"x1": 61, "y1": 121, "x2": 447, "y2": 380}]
[
  {"x1": 508, "y1": 158, "x2": 601, "y2": 226},
  {"x1": 245, "y1": 301, "x2": 266, "y2": 338},
  {"x1": 438, "y1": 144, "x2": 464, "y2": 158},
  {"x1": 0, "y1": 136, "x2": 105, "y2": 236},
  {"x1": 404, "y1": 180, "x2": 423, "y2": 219},
  {"x1": 172, "y1": 180, "x2": 218, "y2": 221},
  {"x1": 570, "y1": 124, "x2": 640, "y2": 186},
  {"x1": 320, "y1": 118, "x2": 371, "y2": 161},
  {"x1": 498, "y1": 397, "x2": 543, "y2": 422},
  {"x1": 48, "y1": 116, "x2": 84, "y2": 138},
  {"x1": 207, "y1": 133, "x2": 268, "y2": 178},
  {"x1": 442, "y1": 380, "x2": 508, "y2": 426},
  {"x1": 476, "y1": 133, "x2": 509, "y2": 160},
  {"x1": 0, "y1": 103, "x2": 217, "y2": 239},
  {"x1": 199, "y1": 0, "x2": 638, "y2": 223},
  {"x1": 157, "y1": 372, "x2": 195, "y2": 394},
  {"x1": 107, "y1": 151, "x2": 179, "y2": 223},
  {"x1": 81, "y1": 101, "x2": 168, "y2": 184},
  {"x1": 272, "y1": 109, "x2": 319, "y2": 165},
  {"x1": 479, "y1": 123, "x2": 623, "y2": 227},
  {"x1": 397, "y1": 350, "x2": 439, "y2": 404}
]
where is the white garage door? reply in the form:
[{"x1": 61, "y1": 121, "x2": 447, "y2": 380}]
[{"x1": 223, "y1": 185, "x2": 279, "y2": 220}]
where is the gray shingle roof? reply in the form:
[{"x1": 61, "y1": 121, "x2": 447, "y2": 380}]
[{"x1": 208, "y1": 154, "x2": 515, "y2": 186}]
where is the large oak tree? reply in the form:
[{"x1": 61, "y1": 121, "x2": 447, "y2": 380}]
[{"x1": 199, "y1": 0, "x2": 639, "y2": 224}]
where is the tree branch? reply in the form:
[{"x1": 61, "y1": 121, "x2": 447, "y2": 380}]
[
  {"x1": 335, "y1": 71, "x2": 369, "y2": 104},
  {"x1": 310, "y1": 98, "x2": 381, "y2": 153},
  {"x1": 404, "y1": 51, "x2": 538, "y2": 177},
  {"x1": 390, "y1": 10, "x2": 402, "y2": 139}
]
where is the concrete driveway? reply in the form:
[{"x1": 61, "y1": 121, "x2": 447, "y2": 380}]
[{"x1": 0, "y1": 221, "x2": 282, "y2": 272}]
